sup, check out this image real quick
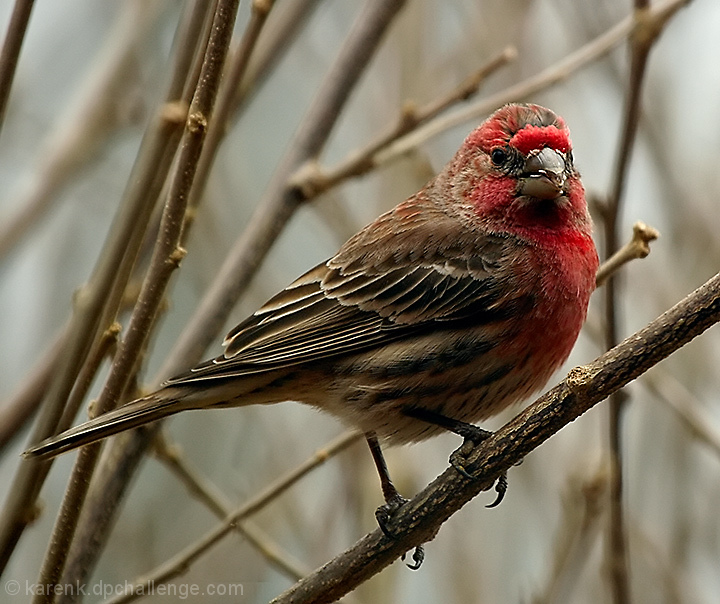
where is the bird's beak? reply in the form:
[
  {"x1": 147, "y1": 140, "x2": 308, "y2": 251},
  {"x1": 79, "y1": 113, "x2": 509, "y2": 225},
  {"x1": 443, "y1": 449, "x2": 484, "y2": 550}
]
[{"x1": 518, "y1": 147, "x2": 567, "y2": 200}]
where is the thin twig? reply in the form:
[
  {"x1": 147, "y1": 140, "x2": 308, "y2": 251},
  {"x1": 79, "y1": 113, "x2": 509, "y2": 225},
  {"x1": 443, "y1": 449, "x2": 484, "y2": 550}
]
[
  {"x1": 152, "y1": 431, "x2": 311, "y2": 581},
  {"x1": 373, "y1": 0, "x2": 691, "y2": 167},
  {"x1": 601, "y1": 2, "x2": 678, "y2": 600},
  {"x1": 270, "y1": 269, "x2": 720, "y2": 604},
  {"x1": 103, "y1": 431, "x2": 361, "y2": 604},
  {"x1": 0, "y1": 326, "x2": 65, "y2": 454},
  {"x1": 57, "y1": 323, "x2": 121, "y2": 429},
  {"x1": 595, "y1": 221, "x2": 659, "y2": 287},
  {"x1": 181, "y1": 0, "x2": 277, "y2": 239},
  {"x1": 33, "y1": 2, "x2": 240, "y2": 600},
  {"x1": 289, "y1": 46, "x2": 517, "y2": 198},
  {"x1": 166, "y1": 0, "x2": 408, "y2": 373},
  {"x1": 59, "y1": 4, "x2": 408, "y2": 594},
  {"x1": 0, "y1": 1, "x2": 165, "y2": 259},
  {"x1": 234, "y1": 0, "x2": 324, "y2": 112},
  {"x1": 0, "y1": 1, "x2": 200, "y2": 574},
  {"x1": 0, "y1": 0, "x2": 34, "y2": 137}
]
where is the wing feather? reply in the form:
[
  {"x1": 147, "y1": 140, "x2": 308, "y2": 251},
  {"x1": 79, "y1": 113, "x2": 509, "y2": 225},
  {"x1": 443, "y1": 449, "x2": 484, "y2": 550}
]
[{"x1": 165, "y1": 204, "x2": 532, "y2": 386}]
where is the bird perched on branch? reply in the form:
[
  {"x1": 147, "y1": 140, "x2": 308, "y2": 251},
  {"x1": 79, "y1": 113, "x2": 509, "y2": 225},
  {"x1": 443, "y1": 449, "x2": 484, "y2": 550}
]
[{"x1": 27, "y1": 103, "x2": 598, "y2": 540}]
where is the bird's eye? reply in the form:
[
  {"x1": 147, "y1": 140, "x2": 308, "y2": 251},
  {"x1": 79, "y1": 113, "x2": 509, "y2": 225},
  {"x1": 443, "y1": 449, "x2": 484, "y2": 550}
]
[{"x1": 491, "y1": 147, "x2": 508, "y2": 166}]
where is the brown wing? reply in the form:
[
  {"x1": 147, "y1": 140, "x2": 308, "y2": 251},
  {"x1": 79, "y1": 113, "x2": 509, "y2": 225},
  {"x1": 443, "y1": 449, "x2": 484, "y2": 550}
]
[{"x1": 165, "y1": 203, "x2": 531, "y2": 385}]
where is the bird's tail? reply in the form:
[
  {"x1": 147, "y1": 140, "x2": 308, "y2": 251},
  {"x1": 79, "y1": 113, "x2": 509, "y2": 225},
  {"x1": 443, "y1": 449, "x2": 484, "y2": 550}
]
[{"x1": 24, "y1": 392, "x2": 188, "y2": 460}]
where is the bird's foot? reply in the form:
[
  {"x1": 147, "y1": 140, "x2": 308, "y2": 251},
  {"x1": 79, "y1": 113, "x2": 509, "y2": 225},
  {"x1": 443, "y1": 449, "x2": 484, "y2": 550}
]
[
  {"x1": 448, "y1": 427, "x2": 509, "y2": 508},
  {"x1": 448, "y1": 425, "x2": 492, "y2": 479},
  {"x1": 375, "y1": 492, "x2": 409, "y2": 538},
  {"x1": 402, "y1": 544, "x2": 425, "y2": 570},
  {"x1": 375, "y1": 493, "x2": 425, "y2": 570}
]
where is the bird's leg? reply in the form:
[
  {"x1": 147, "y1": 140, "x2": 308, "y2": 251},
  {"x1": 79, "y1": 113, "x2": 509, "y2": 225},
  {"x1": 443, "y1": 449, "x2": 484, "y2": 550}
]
[
  {"x1": 365, "y1": 432, "x2": 425, "y2": 569},
  {"x1": 402, "y1": 407, "x2": 508, "y2": 507},
  {"x1": 366, "y1": 432, "x2": 408, "y2": 536}
]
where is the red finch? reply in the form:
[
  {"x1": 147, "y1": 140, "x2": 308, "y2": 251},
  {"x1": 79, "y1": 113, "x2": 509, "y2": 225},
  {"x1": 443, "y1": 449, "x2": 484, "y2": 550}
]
[{"x1": 27, "y1": 103, "x2": 598, "y2": 524}]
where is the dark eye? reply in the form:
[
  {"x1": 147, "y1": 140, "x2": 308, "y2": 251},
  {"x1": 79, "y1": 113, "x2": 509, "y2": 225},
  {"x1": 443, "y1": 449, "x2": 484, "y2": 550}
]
[{"x1": 491, "y1": 147, "x2": 508, "y2": 166}]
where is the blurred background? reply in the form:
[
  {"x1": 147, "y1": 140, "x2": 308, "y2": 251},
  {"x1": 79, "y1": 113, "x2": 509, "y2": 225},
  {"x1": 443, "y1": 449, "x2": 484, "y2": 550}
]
[{"x1": 0, "y1": 0, "x2": 719, "y2": 602}]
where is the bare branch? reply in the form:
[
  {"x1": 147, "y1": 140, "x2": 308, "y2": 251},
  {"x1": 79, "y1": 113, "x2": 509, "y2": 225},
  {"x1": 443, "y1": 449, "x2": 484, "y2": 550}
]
[
  {"x1": 152, "y1": 431, "x2": 310, "y2": 581},
  {"x1": 599, "y1": 2, "x2": 688, "y2": 600},
  {"x1": 374, "y1": 0, "x2": 691, "y2": 168},
  {"x1": 103, "y1": 431, "x2": 361, "y2": 604},
  {"x1": 270, "y1": 270, "x2": 720, "y2": 604},
  {"x1": 52, "y1": 2, "x2": 408, "y2": 597},
  {"x1": 166, "y1": 0, "x2": 409, "y2": 372},
  {"x1": 289, "y1": 45, "x2": 518, "y2": 198},
  {"x1": 596, "y1": 221, "x2": 660, "y2": 287},
  {"x1": 0, "y1": 2, "x2": 166, "y2": 259},
  {"x1": 0, "y1": 0, "x2": 34, "y2": 136},
  {"x1": 33, "y1": 2, "x2": 241, "y2": 598}
]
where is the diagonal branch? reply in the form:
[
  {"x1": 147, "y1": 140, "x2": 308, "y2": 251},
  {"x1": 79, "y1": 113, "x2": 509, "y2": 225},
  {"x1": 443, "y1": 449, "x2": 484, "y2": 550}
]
[
  {"x1": 34, "y1": 2, "x2": 241, "y2": 599},
  {"x1": 269, "y1": 269, "x2": 720, "y2": 604},
  {"x1": 103, "y1": 431, "x2": 361, "y2": 604},
  {"x1": 374, "y1": 0, "x2": 691, "y2": 167},
  {"x1": 55, "y1": 2, "x2": 408, "y2": 594}
]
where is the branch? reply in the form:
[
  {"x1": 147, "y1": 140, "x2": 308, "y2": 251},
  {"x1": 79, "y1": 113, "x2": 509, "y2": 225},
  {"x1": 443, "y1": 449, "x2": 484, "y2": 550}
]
[
  {"x1": 289, "y1": 45, "x2": 517, "y2": 198},
  {"x1": 56, "y1": 2, "x2": 408, "y2": 593},
  {"x1": 0, "y1": 1, "x2": 166, "y2": 259},
  {"x1": 269, "y1": 270, "x2": 720, "y2": 604},
  {"x1": 595, "y1": 221, "x2": 659, "y2": 287},
  {"x1": 0, "y1": 0, "x2": 34, "y2": 136},
  {"x1": 599, "y1": 0, "x2": 686, "y2": 599},
  {"x1": 102, "y1": 431, "x2": 361, "y2": 604},
  {"x1": 166, "y1": 0, "x2": 408, "y2": 372},
  {"x1": 152, "y1": 432, "x2": 310, "y2": 581},
  {"x1": 33, "y1": 2, "x2": 241, "y2": 599},
  {"x1": 373, "y1": 0, "x2": 691, "y2": 167}
]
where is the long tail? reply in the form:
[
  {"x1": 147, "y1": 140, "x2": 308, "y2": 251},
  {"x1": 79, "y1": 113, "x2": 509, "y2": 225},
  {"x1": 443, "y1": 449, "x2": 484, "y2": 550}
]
[{"x1": 24, "y1": 392, "x2": 188, "y2": 460}]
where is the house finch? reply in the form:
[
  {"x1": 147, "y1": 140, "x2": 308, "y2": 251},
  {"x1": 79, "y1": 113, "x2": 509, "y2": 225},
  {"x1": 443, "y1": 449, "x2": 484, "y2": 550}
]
[{"x1": 27, "y1": 104, "x2": 598, "y2": 525}]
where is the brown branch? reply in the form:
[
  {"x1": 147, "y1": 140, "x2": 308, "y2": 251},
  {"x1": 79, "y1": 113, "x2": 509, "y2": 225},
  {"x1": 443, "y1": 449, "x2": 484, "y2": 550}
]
[
  {"x1": 102, "y1": 431, "x2": 361, "y2": 604},
  {"x1": 0, "y1": 2, "x2": 165, "y2": 260},
  {"x1": 0, "y1": 0, "x2": 214, "y2": 573},
  {"x1": 180, "y1": 0, "x2": 276, "y2": 244},
  {"x1": 166, "y1": 0, "x2": 409, "y2": 373},
  {"x1": 0, "y1": 327, "x2": 65, "y2": 454},
  {"x1": 600, "y1": 2, "x2": 684, "y2": 600},
  {"x1": 595, "y1": 221, "x2": 660, "y2": 287},
  {"x1": 152, "y1": 431, "x2": 310, "y2": 582},
  {"x1": 289, "y1": 45, "x2": 517, "y2": 198},
  {"x1": 0, "y1": 0, "x2": 34, "y2": 136},
  {"x1": 54, "y1": 3, "x2": 409, "y2": 594},
  {"x1": 269, "y1": 270, "x2": 720, "y2": 604},
  {"x1": 374, "y1": 0, "x2": 691, "y2": 167},
  {"x1": 33, "y1": 3, "x2": 241, "y2": 600},
  {"x1": 234, "y1": 0, "x2": 324, "y2": 111}
]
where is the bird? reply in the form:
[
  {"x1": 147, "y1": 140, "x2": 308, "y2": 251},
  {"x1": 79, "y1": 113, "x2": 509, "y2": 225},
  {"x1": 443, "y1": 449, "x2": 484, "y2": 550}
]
[{"x1": 26, "y1": 103, "x2": 598, "y2": 534}]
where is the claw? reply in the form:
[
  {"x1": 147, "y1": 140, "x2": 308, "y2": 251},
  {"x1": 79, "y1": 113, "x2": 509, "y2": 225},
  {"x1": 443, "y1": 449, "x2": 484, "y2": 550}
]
[
  {"x1": 449, "y1": 448, "x2": 475, "y2": 479},
  {"x1": 375, "y1": 493, "x2": 409, "y2": 538},
  {"x1": 449, "y1": 437, "x2": 510, "y2": 508},
  {"x1": 402, "y1": 545, "x2": 425, "y2": 570},
  {"x1": 485, "y1": 473, "x2": 508, "y2": 508},
  {"x1": 449, "y1": 436, "x2": 479, "y2": 479}
]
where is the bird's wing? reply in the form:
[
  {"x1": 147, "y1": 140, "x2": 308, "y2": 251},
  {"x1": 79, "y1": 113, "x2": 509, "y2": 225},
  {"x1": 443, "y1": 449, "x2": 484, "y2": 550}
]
[{"x1": 165, "y1": 207, "x2": 533, "y2": 385}]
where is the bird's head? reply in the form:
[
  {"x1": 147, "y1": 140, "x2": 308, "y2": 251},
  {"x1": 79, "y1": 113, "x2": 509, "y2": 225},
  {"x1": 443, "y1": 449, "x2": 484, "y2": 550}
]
[{"x1": 448, "y1": 103, "x2": 591, "y2": 240}]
